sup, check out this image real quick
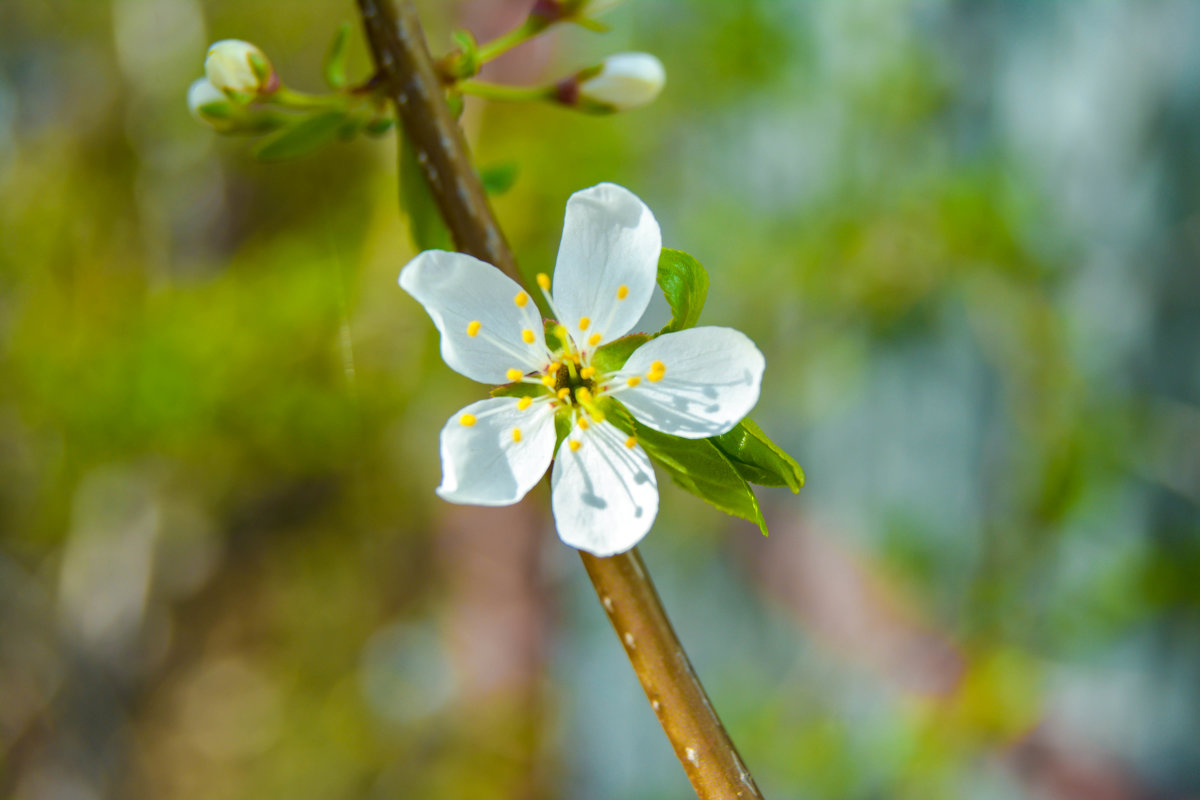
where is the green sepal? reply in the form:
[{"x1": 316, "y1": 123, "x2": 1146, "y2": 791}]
[
  {"x1": 399, "y1": 133, "x2": 452, "y2": 251},
  {"x1": 254, "y1": 111, "x2": 347, "y2": 161},
  {"x1": 448, "y1": 30, "x2": 481, "y2": 79},
  {"x1": 543, "y1": 319, "x2": 564, "y2": 352},
  {"x1": 553, "y1": 407, "x2": 572, "y2": 452},
  {"x1": 480, "y1": 162, "x2": 518, "y2": 196},
  {"x1": 656, "y1": 248, "x2": 710, "y2": 335},
  {"x1": 591, "y1": 333, "x2": 649, "y2": 374},
  {"x1": 711, "y1": 418, "x2": 805, "y2": 493},
  {"x1": 323, "y1": 22, "x2": 352, "y2": 89},
  {"x1": 490, "y1": 382, "x2": 542, "y2": 399},
  {"x1": 607, "y1": 405, "x2": 768, "y2": 536}
]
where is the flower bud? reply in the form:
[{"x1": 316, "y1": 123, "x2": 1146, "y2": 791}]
[
  {"x1": 187, "y1": 77, "x2": 235, "y2": 129},
  {"x1": 532, "y1": 0, "x2": 623, "y2": 22},
  {"x1": 567, "y1": 53, "x2": 665, "y2": 113},
  {"x1": 204, "y1": 39, "x2": 277, "y2": 96}
]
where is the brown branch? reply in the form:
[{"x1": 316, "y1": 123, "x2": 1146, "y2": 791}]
[{"x1": 355, "y1": 2, "x2": 764, "y2": 797}]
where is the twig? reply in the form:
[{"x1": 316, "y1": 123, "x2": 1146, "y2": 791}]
[{"x1": 355, "y1": 2, "x2": 764, "y2": 796}]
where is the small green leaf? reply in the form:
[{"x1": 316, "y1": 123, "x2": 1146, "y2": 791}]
[
  {"x1": 490, "y1": 382, "x2": 541, "y2": 399},
  {"x1": 254, "y1": 111, "x2": 347, "y2": 161},
  {"x1": 480, "y1": 162, "x2": 518, "y2": 196},
  {"x1": 399, "y1": 134, "x2": 452, "y2": 251},
  {"x1": 323, "y1": 22, "x2": 351, "y2": 89},
  {"x1": 591, "y1": 333, "x2": 649, "y2": 374},
  {"x1": 656, "y1": 248, "x2": 710, "y2": 335},
  {"x1": 711, "y1": 417, "x2": 805, "y2": 493},
  {"x1": 608, "y1": 407, "x2": 767, "y2": 535}
]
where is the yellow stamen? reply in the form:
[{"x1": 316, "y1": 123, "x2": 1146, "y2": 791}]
[
  {"x1": 578, "y1": 417, "x2": 590, "y2": 430},
  {"x1": 625, "y1": 435, "x2": 637, "y2": 449},
  {"x1": 549, "y1": 362, "x2": 562, "y2": 373},
  {"x1": 589, "y1": 408, "x2": 605, "y2": 423},
  {"x1": 536, "y1": 273, "x2": 551, "y2": 290},
  {"x1": 578, "y1": 316, "x2": 591, "y2": 331},
  {"x1": 568, "y1": 440, "x2": 581, "y2": 452},
  {"x1": 467, "y1": 320, "x2": 481, "y2": 337},
  {"x1": 512, "y1": 428, "x2": 522, "y2": 443},
  {"x1": 460, "y1": 414, "x2": 477, "y2": 427},
  {"x1": 554, "y1": 324, "x2": 568, "y2": 341},
  {"x1": 576, "y1": 387, "x2": 593, "y2": 404},
  {"x1": 580, "y1": 366, "x2": 596, "y2": 379},
  {"x1": 506, "y1": 368, "x2": 522, "y2": 382},
  {"x1": 588, "y1": 333, "x2": 602, "y2": 347},
  {"x1": 617, "y1": 284, "x2": 629, "y2": 300},
  {"x1": 541, "y1": 375, "x2": 556, "y2": 387},
  {"x1": 647, "y1": 361, "x2": 666, "y2": 382},
  {"x1": 557, "y1": 387, "x2": 571, "y2": 400},
  {"x1": 514, "y1": 291, "x2": 529, "y2": 308},
  {"x1": 517, "y1": 396, "x2": 533, "y2": 410},
  {"x1": 626, "y1": 376, "x2": 642, "y2": 388},
  {"x1": 521, "y1": 328, "x2": 536, "y2": 344}
]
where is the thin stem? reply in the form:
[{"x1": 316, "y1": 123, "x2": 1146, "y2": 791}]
[
  {"x1": 476, "y1": 17, "x2": 550, "y2": 63},
  {"x1": 271, "y1": 86, "x2": 348, "y2": 111},
  {"x1": 458, "y1": 80, "x2": 555, "y2": 104},
  {"x1": 355, "y1": 2, "x2": 764, "y2": 797}
]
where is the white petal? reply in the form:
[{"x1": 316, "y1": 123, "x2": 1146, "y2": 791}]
[
  {"x1": 617, "y1": 326, "x2": 764, "y2": 438},
  {"x1": 551, "y1": 183, "x2": 661, "y2": 348},
  {"x1": 437, "y1": 397, "x2": 556, "y2": 506},
  {"x1": 400, "y1": 251, "x2": 549, "y2": 384},
  {"x1": 551, "y1": 421, "x2": 658, "y2": 556}
]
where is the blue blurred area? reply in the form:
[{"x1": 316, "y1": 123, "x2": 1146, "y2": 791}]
[{"x1": 2, "y1": 1, "x2": 1200, "y2": 798}]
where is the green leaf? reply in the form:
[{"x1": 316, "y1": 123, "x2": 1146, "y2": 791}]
[
  {"x1": 656, "y1": 248, "x2": 710, "y2": 335},
  {"x1": 399, "y1": 134, "x2": 452, "y2": 251},
  {"x1": 323, "y1": 22, "x2": 352, "y2": 89},
  {"x1": 480, "y1": 162, "x2": 518, "y2": 196},
  {"x1": 591, "y1": 333, "x2": 649, "y2": 374},
  {"x1": 608, "y1": 406, "x2": 768, "y2": 535},
  {"x1": 711, "y1": 417, "x2": 805, "y2": 493},
  {"x1": 254, "y1": 112, "x2": 347, "y2": 161}
]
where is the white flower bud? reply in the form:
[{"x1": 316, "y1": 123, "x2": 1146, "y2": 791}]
[
  {"x1": 204, "y1": 39, "x2": 276, "y2": 96},
  {"x1": 187, "y1": 78, "x2": 234, "y2": 128},
  {"x1": 577, "y1": 53, "x2": 665, "y2": 112}
]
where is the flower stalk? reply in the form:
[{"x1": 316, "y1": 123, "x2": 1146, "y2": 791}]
[{"x1": 355, "y1": 1, "x2": 764, "y2": 797}]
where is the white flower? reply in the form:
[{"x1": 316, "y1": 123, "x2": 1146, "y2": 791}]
[
  {"x1": 187, "y1": 78, "x2": 232, "y2": 128},
  {"x1": 204, "y1": 39, "x2": 275, "y2": 95},
  {"x1": 399, "y1": 183, "x2": 764, "y2": 556},
  {"x1": 578, "y1": 53, "x2": 665, "y2": 112}
]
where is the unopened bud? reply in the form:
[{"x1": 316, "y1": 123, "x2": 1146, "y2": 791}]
[
  {"x1": 532, "y1": 0, "x2": 623, "y2": 22},
  {"x1": 204, "y1": 39, "x2": 277, "y2": 96},
  {"x1": 187, "y1": 78, "x2": 235, "y2": 129},
  {"x1": 567, "y1": 53, "x2": 665, "y2": 113}
]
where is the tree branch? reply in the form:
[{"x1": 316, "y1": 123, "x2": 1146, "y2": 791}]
[{"x1": 355, "y1": 2, "x2": 764, "y2": 796}]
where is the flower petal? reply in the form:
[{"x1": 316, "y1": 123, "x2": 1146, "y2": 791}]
[
  {"x1": 437, "y1": 397, "x2": 556, "y2": 506},
  {"x1": 616, "y1": 326, "x2": 764, "y2": 438},
  {"x1": 400, "y1": 251, "x2": 549, "y2": 384},
  {"x1": 551, "y1": 420, "x2": 658, "y2": 556},
  {"x1": 552, "y1": 183, "x2": 661, "y2": 348}
]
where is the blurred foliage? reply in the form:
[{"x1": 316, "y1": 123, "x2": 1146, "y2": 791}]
[{"x1": 3, "y1": 1, "x2": 1200, "y2": 799}]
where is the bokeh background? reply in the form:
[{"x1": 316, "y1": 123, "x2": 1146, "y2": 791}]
[{"x1": 4, "y1": 0, "x2": 1200, "y2": 798}]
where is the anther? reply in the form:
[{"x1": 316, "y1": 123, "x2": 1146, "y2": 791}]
[
  {"x1": 549, "y1": 362, "x2": 562, "y2": 373},
  {"x1": 647, "y1": 361, "x2": 666, "y2": 382},
  {"x1": 576, "y1": 387, "x2": 593, "y2": 404},
  {"x1": 588, "y1": 333, "x2": 602, "y2": 347},
  {"x1": 625, "y1": 435, "x2": 637, "y2": 449},
  {"x1": 536, "y1": 273, "x2": 551, "y2": 290},
  {"x1": 506, "y1": 368, "x2": 522, "y2": 382},
  {"x1": 579, "y1": 316, "x2": 591, "y2": 331},
  {"x1": 590, "y1": 409, "x2": 605, "y2": 422},
  {"x1": 517, "y1": 396, "x2": 533, "y2": 410},
  {"x1": 617, "y1": 285, "x2": 629, "y2": 300},
  {"x1": 514, "y1": 291, "x2": 529, "y2": 308},
  {"x1": 568, "y1": 440, "x2": 581, "y2": 452},
  {"x1": 580, "y1": 366, "x2": 596, "y2": 379},
  {"x1": 460, "y1": 413, "x2": 477, "y2": 426},
  {"x1": 626, "y1": 376, "x2": 642, "y2": 387},
  {"x1": 467, "y1": 321, "x2": 481, "y2": 337},
  {"x1": 512, "y1": 428, "x2": 522, "y2": 443},
  {"x1": 554, "y1": 324, "x2": 568, "y2": 340},
  {"x1": 557, "y1": 387, "x2": 571, "y2": 400},
  {"x1": 541, "y1": 375, "x2": 556, "y2": 387},
  {"x1": 578, "y1": 417, "x2": 590, "y2": 430},
  {"x1": 521, "y1": 329, "x2": 536, "y2": 344}
]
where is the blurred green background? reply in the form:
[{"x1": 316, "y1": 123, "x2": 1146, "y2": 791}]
[{"x1": 3, "y1": 1, "x2": 1200, "y2": 798}]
